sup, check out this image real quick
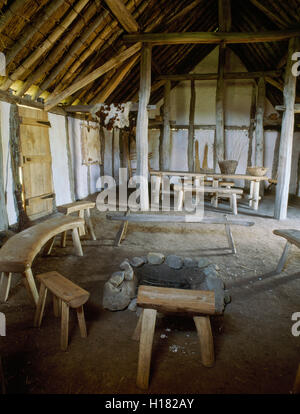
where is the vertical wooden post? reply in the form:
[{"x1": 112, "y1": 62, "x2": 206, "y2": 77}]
[
  {"x1": 100, "y1": 126, "x2": 105, "y2": 179},
  {"x1": 215, "y1": 44, "x2": 225, "y2": 167},
  {"x1": 246, "y1": 83, "x2": 257, "y2": 190},
  {"x1": 274, "y1": 37, "x2": 298, "y2": 220},
  {"x1": 255, "y1": 77, "x2": 265, "y2": 167},
  {"x1": 9, "y1": 104, "x2": 31, "y2": 231},
  {"x1": 255, "y1": 77, "x2": 265, "y2": 197},
  {"x1": 65, "y1": 116, "x2": 75, "y2": 202},
  {"x1": 272, "y1": 131, "x2": 280, "y2": 181},
  {"x1": 215, "y1": 0, "x2": 230, "y2": 169},
  {"x1": 162, "y1": 80, "x2": 171, "y2": 170},
  {"x1": 0, "y1": 133, "x2": 8, "y2": 230},
  {"x1": 188, "y1": 80, "x2": 196, "y2": 172},
  {"x1": 111, "y1": 128, "x2": 115, "y2": 179},
  {"x1": 136, "y1": 43, "x2": 151, "y2": 211}
]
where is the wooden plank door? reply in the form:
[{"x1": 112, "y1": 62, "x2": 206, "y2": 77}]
[{"x1": 18, "y1": 106, "x2": 54, "y2": 220}]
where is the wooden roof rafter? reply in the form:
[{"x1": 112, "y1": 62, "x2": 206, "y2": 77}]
[
  {"x1": 15, "y1": 1, "x2": 101, "y2": 97},
  {"x1": 0, "y1": 0, "x2": 90, "y2": 91},
  {"x1": 46, "y1": 0, "x2": 145, "y2": 100}
]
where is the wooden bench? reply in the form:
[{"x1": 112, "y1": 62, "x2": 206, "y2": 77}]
[
  {"x1": 0, "y1": 215, "x2": 84, "y2": 305},
  {"x1": 173, "y1": 184, "x2": 243, "y2": 215},
  {"x1": 34, "y1": 271, "x2": 90, "y2": 351},
  {"x1": 107, "y1": 212, "x2": 254, "y2": 253},
  {"x1": 57, "y1": 201, "x2": 96, "y2": 246},
  {"x1": 273, "y1": 229, "x2": 300, "y2": 273},
  {"x1": 133, "y1": 285, "x2": 217, "y2": 389}
]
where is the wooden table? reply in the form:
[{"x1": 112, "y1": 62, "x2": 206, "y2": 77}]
[{"x1": 150, "y1": 171, "x2": 268, "y2": 211}]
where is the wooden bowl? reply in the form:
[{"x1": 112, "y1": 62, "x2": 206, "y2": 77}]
[{"x1": 247, "y1": 166, "x2": 268, "y2": 176}]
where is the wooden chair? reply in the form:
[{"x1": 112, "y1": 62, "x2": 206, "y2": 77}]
[
  {"x1": 133, "y1": 285, "x2": 217, "y2": 390},
  {"x1": 57, "y1": 201, "x2": 96, "y2": 246},
  {"x1": 34, "y1": 271, "x2": 90, "y2": 351}
]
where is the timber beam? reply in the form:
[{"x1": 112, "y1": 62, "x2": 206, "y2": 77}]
[
  {"x1": 123, "y1": 30, "x2": 300, "y2": 45},
  {"x1": 157, "y1": 70, "x2": 282, "y2": 81}
]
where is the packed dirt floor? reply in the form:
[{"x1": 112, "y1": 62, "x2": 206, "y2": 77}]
[{"x1": 0, "y1": 191, "x2": 300, "y2": 394}]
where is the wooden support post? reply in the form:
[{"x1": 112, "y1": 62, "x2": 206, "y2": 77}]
[
  {"x1": 255, "y1": 77, "x2": 265, "y2": 197},
  {"x1": 136, "y1": 43, "x2": 151, "y2": 211},
  {"x1": 9, "y1": 104, "x2": 31, "y2": 231},
  {"x1": 255, "y1": 77, "x2": 265, "y2": 166},
  {"x1": 246, "y1": 83, "x2": 257, "y2": 191},
  {"x1": 215, "y1": 44, "x2": 225, "y2": 167},
  {"x1": 162, "y1": 80, "x2": 171, "y2": 170},
  {"x1": 65, "y1": 117, "x2": 75, "y2": 202},
  {"x1": 100, "y1": 126, "x2": 105, "y2": 179},
  {"x1": 188, "y1": 80, "x2": 196, "y2": 172},
  {"x1": 0, "y1": 134, "x2": 8, "y2": 230},
  {"x1": 215, "y1": 0, "x2": 230, "y2": 169},
  {"x1": 274, "y1": 37, "x2": 298, "y2": 220}
]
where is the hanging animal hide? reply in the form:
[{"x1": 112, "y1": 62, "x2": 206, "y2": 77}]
[{"x1": 91, "y1": 102, "x2": 132, "y2": 130}]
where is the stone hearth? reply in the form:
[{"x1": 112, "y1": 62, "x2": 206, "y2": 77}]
[{"x1": 102, "y1": 253, "x2": 230, "y2": 314}]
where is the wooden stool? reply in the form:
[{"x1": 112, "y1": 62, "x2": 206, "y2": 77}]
[
  {"x1": 57, "y1": 201, "x2": 96, "y2": 246},
  {"x1": 34, "y1": 271, "x2": 90, "y2": 351},
  {"x1": 133, "y1": 285, "x2": 217, "y2": 390}
]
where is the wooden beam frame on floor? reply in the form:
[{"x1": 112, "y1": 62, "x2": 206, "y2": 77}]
[{"x1": 274, "y1": 37, "x2": 298, "y2": 220}]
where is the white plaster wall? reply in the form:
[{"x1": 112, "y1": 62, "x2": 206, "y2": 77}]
[
  {"x1": 0, "y1": 101, "x2": 18, "y2": 225},
  {"x1": 68, "y1": 117, "x2": 101, "y2": 198},
  {"x1": 146, "y1": 47, "x2": 300, "y2": 194},
  {"x1": 48, "y1": 113, "x2": 72, "y2": 206}
]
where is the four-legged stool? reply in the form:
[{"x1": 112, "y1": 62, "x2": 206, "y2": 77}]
[
  {"x1": 34, "y1": 271, "x2": 90, "y2": 351},
  {"x1": 57, "y1": 201, "x2": 96, "y2": 246},
  {"x1": 133, "y1": 285, "x2": 217, "y2": 390}
]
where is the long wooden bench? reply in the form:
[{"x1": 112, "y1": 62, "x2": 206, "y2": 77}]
[
  {"x1": 0, "y1": 215, "x2": 84, "y2": 305},
  {"x1": 273, "y1": 229, "x2": 300, "y2": 273},
  {"x1": 107, "y1": 212, "x2": 254, "y2": 253},
  {"x1": 172, "y1": 184, "x2": 243, "y2": 215}
]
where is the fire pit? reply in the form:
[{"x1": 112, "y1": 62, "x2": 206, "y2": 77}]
[{"x1": 102, "y1": 253, "x2": 230, "y2": 314}]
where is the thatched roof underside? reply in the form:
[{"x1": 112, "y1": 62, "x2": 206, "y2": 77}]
[{"x1": 0, "y1": 0, "x2": 299, "y2": 111}]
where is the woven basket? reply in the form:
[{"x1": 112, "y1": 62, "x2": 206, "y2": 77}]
[
  {"x1": 247, "y1": 166, "x2": 268, "y2": 177},
  {"x1": 218, "y1": 160, "x2": 238, "y2": 174}
]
